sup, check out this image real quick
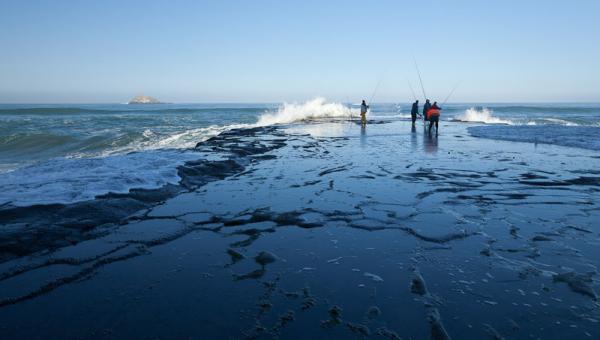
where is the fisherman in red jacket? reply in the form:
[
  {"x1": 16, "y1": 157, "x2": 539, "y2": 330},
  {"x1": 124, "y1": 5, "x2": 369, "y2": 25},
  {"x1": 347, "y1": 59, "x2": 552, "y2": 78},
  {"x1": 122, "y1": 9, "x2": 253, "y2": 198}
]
[{"x1": 427, "y1": 101, "x2": 441, "y2": 134}]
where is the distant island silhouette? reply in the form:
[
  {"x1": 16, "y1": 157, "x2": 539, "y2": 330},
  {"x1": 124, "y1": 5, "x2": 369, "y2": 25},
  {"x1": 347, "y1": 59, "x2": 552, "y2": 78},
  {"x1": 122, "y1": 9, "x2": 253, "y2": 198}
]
[{"x1": 128, "y1": 95, "x2": 164, "y2": 104}]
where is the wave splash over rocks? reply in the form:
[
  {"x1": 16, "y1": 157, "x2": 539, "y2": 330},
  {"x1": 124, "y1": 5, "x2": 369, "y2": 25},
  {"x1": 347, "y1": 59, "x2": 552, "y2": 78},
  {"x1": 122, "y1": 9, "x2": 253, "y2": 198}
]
[
  {"x1": 257, "y1": 97, "x2": 354, "y2": 125},
  {"x1": 0, "y1": 99, "x2": 354, "y2": 207},
  {"x1": 455, "y1": 108, "x2": 514, "y2": 125}
]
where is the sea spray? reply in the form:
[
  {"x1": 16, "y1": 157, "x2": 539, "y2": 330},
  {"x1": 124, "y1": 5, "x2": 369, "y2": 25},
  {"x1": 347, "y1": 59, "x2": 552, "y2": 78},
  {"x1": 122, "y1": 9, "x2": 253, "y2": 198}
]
[
  {"x1": 256, "y1": 97, "x2": 355, "y2": 125},
  {"x1": 455, "y1": 108, "x2": 513, "y2": 125}
]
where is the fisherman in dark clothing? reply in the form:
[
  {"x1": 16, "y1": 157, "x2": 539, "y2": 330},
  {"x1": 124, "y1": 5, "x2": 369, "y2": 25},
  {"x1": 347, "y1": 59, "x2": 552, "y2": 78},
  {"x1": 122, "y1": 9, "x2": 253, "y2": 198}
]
[
  {"x1": 422, "y1": 99, "x2": 431, "y2": 122},
  {"x1": 410, "y1": 100, "x2": 419, "y2": 125},
  {"x1": 427, "y1": 101, "x2": 441, "y2": 134}
]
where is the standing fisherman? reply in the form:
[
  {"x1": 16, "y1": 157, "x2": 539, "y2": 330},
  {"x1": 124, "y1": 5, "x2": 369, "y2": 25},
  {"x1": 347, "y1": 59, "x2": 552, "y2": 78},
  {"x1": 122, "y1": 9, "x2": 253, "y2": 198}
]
[
  {"x1": 422, "y1": 99, "x2": 431, "y2": 123},
  {"x1": 427, "y1": 101, "x2": 441, "y2": 134},
  {"x1": 411, "y1": 100, "x2": 419, "y2": 125},
  {"x1": 360, "y1": 100, "x2": 369, "y2": 126}
]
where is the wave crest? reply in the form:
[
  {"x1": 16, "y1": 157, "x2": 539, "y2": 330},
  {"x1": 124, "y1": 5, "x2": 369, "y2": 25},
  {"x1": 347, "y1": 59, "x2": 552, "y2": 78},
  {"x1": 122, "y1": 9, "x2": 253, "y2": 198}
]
[
  {"x1": 455, "y1": 108, "x2": 513, "y2": 125},
  {"x1": 256, "y1": 97, "x2": 354, "y2": 125}
]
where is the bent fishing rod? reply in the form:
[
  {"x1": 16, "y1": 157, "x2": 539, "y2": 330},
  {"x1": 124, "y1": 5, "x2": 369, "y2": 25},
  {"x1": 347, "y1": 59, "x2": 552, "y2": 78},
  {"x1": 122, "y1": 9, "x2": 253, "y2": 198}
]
[
  {"x1": 442, "y1": 81, "x2": 461, "y2": 105},
  {"x1": 369, "y1": 73, "x2": 385, "y2": 105}
]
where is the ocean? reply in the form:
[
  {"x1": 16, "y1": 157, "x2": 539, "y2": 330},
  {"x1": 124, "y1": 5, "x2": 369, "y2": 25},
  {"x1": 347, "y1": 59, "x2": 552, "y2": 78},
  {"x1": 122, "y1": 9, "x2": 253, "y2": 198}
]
[{"x1": 1, "y1": 99, "x2": 599, "y2": 207}]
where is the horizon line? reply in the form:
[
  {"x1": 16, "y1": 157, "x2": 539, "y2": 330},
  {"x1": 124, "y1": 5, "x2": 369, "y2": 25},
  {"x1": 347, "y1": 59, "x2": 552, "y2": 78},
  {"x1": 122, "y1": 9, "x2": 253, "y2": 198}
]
[{"x1": 2, "y1": 101, "x2": 600, "y2": 105}]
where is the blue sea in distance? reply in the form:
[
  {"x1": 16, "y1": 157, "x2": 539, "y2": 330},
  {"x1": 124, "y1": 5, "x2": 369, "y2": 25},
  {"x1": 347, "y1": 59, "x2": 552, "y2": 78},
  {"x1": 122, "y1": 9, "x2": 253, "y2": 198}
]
[{"x1": 1, "y1": 100, "x2": 599, "y2": 206}]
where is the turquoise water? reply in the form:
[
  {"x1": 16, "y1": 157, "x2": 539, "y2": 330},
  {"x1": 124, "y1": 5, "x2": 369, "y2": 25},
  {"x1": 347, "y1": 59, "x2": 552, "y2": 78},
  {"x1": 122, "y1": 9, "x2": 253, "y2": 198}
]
[
  {"x1": 1, "y1": 100, "x2": 599, "y2": 206},
  {"x1": 0, "y1": 103, "x2": 271, "y2": 171}
]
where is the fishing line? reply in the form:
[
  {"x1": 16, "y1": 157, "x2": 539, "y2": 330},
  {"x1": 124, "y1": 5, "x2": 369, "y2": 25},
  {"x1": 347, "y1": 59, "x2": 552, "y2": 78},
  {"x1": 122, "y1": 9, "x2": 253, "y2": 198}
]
[
  {"x1": 346, "y1": 96, "x2": 353, "y2": 120},
  {"x1": 407, "y1": 80, "x2": 418, "y2": 101},
  {"x1": 369, "y1": 73, "x2": 385, "y2": 105},
  {"x1": 413, "y1": 57, "x2": 427, "y2": 100},
  {"x1": 442, "y1": 81, "x2": 461, "y2": 105}
]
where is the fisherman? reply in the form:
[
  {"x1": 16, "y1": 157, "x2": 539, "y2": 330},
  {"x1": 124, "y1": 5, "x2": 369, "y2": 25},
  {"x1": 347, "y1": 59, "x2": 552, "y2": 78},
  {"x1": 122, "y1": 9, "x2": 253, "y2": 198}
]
[
  {"x1": 427, "y1": 101, "x2": 441, "y2": 134},
  {"x1": 360, "y1": 100, "x2": 369, "y2": 126},
  {"x1": 422, "y1": 99, "x2": 431, "y2": 122},
  {"x1": 411, "y1": 100, "x2": 419, "y2": 125}
]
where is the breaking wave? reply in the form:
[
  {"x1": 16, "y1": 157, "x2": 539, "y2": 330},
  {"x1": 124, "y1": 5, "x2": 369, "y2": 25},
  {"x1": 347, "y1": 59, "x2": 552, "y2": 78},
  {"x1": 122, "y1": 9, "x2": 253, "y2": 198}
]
[
  {"x1": 256, "y1": 97, "x2": 354, "y2": 125},
  {"x1": 454, "y1": 108, "x2": 514, "y2": 125},
  {"x1": 451, "y1": 106, "x2": 599, "y2": 127}
]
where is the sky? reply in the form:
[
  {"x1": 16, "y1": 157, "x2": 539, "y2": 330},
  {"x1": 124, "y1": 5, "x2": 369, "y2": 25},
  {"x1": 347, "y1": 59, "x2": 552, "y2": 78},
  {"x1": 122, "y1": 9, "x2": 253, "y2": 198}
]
[{"x1": 0, "y1": 0, "x2": 599, "y2": 103}]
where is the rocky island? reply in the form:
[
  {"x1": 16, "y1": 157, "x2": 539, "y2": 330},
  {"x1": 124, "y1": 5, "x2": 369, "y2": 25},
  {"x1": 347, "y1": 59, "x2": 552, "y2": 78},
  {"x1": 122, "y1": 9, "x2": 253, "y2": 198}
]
[{"x1": 127, "y1": 95, "x2": 163, "y2": 104}]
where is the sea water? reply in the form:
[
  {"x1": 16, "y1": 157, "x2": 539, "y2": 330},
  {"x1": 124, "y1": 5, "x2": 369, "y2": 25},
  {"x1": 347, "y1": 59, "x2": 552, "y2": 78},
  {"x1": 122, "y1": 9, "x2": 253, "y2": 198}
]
[{"x1": 1, "y1": 99, "x2": 599, "y2": 206}]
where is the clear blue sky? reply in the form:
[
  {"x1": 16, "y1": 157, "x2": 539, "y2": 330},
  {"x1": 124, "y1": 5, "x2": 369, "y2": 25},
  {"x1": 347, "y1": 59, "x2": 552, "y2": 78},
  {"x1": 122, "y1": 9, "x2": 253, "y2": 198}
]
[{"x1": 1, "y1": 0, "x2": 599, "y2": 103}]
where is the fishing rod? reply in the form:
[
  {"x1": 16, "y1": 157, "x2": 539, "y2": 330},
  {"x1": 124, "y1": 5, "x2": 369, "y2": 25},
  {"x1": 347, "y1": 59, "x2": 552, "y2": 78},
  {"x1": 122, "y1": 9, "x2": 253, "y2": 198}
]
[
  {"x1": 346, "y1": 96, "x2": 353, "y2": 120},
  {"x1": 413, "y1": 57, "x2": 427, "y2": 100},
  {"x1": 407, "y1": 80, "x2": 418, "y2": 101},
  {"x1": 408, "y1": 80, "x2": 423, "y2": 118},
  {"x1": 442, "y1": 81, "x2": 461, "y2": 105},
  {"x1": 369, "y1": 73, "x2": 384, "y2": 105}
]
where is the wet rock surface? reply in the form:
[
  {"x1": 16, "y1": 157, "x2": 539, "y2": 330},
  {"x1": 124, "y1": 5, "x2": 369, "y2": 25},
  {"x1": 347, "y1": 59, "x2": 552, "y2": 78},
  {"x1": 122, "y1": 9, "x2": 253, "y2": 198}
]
[
  {"x1": 1, "y1": 120, "x2": 599, "y2": 339},
  {"x1": 0, "y1": 126, "x2": 286, "y2": 262}
]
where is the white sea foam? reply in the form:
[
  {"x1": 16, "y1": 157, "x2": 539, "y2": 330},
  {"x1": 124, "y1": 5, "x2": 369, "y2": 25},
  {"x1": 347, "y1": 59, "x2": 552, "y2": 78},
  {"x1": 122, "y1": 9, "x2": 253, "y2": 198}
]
[
  {"x1": 455, "y1": 108, "x2": 513, "y2": 125},
  {"x1": 542, "y1": 118, "x2": 579, "y2": 126},
  {"x1": 0, "y1": 150, "x2": 212, "y2": 206},
  {"x1": 0, "y1": 122, "x2": 255, "y2": 206},
  {"x1": 0, "y1": 124, "x2": 244, "y2": 206},
  {"x1": 140, "y1": 124, "x2": 251, "y2": 150},
  {"x1": 84, "y1": 124, "x2": 252, "y2": 159},
  {"x1": 256, "y1": 97, "x2": 355, "y2": 125}
]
